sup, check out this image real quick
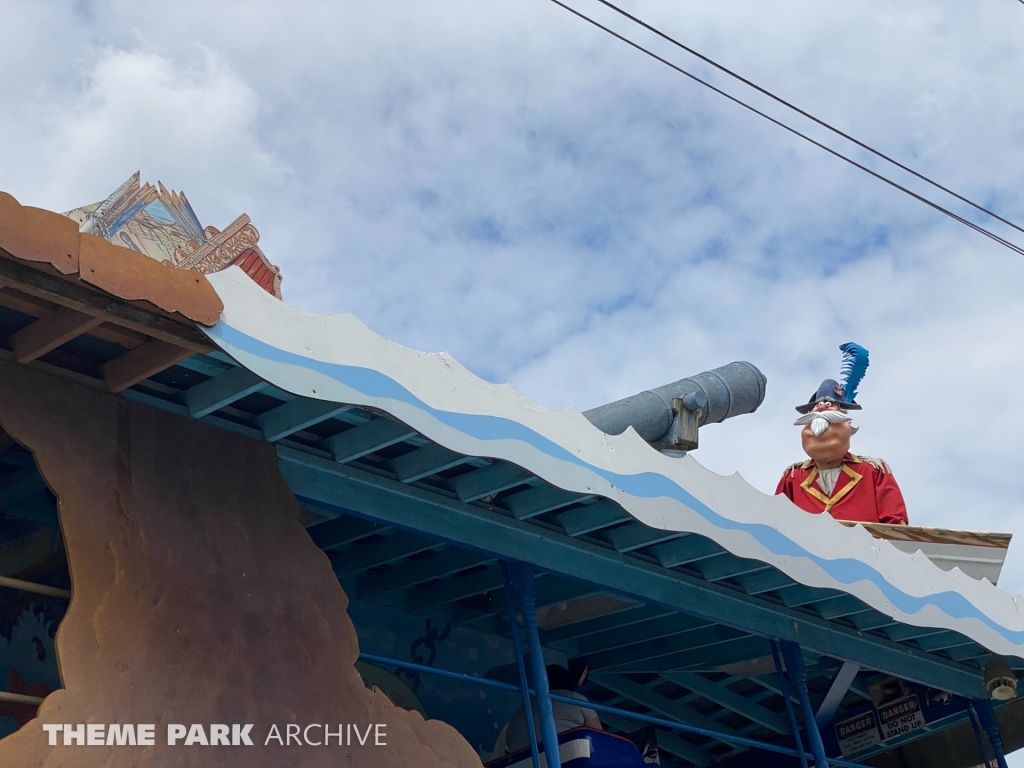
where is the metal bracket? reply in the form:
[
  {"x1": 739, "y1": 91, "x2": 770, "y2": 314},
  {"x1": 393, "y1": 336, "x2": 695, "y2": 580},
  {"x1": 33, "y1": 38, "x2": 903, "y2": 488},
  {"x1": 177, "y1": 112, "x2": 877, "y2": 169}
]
[{"x1": 660, "y1": 392, "x2": 705, "y2": 452}]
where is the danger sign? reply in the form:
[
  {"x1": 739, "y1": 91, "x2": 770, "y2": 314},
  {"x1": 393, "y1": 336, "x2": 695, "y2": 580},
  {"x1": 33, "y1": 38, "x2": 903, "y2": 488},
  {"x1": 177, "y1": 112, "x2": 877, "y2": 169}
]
[
  {"x1": 878, "y1": 695, "x2": 925, "y2": 741},
  {"x1": 834, "y1": 711, "x2": 880, "y2": 757}
]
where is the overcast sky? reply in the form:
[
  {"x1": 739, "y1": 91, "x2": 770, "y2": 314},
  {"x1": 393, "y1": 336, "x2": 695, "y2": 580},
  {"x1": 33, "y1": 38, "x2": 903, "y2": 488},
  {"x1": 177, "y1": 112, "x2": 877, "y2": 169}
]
[{"x1": 4, "y1": 0, "x2": 1024, "y2": 734}]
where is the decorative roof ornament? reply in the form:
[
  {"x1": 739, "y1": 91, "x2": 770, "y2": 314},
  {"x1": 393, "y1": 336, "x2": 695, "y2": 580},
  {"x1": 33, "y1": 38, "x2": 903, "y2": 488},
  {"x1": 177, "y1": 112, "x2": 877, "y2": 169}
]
[{"x1": 62, "y1": 171, "x2": 282, "y2": 299}]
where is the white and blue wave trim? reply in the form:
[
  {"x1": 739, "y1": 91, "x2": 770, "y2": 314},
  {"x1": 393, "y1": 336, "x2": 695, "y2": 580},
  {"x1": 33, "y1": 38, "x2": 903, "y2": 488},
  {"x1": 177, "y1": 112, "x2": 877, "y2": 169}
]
[{"x1": 204, "y1": 268, "x2": 1024, "y2": 658}]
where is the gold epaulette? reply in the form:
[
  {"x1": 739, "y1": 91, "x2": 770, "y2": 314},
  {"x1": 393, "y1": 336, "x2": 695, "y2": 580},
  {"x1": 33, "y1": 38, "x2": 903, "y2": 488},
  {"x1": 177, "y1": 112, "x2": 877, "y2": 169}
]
[
  {"x1": 850, "y1": 454, "x2": 892, "y2": 474},
  {"x1": 782, "y1": 459, "x2": 813, "y2": 477}
]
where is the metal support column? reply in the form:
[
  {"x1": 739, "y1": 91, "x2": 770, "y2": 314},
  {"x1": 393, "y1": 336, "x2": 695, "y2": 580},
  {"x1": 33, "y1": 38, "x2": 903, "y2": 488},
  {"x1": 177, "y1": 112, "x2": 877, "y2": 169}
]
[
  {"x1": 502, "y1": 561, "x2": 541, "y2": 768},
  {"x1": 771, "y1": 640, "x2": 809, "y2": 768},
  {"x1": 975, "y1": 700, "x2": 1010, "y2": 768},
  {"x1": 781, "y1": 641, "x2": 831, "y2": 768},
  {"x1": 967, "y1": 702, "x2": 995, "y2": 768},
  {"x1": 512, "y1": 562, "x2": 562, "y2": 768}
]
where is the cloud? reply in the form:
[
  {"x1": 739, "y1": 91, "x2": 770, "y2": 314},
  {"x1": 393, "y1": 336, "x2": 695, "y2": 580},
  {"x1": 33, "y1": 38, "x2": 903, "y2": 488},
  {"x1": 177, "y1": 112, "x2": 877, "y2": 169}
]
[{"x1": 47, "y1": 47, "x2": 282, "y2": 208}]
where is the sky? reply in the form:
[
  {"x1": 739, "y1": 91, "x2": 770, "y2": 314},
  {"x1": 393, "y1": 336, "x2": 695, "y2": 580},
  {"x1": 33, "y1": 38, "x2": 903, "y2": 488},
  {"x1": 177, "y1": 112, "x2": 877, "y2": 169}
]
[{"x1": 3, "y1": 0, "x2": 1024, "y2": 753}]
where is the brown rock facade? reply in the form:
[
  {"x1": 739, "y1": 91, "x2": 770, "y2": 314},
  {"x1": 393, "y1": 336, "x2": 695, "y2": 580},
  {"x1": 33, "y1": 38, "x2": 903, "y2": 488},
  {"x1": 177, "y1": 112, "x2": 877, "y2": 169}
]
[{"x1": 0, "y1": 362, "x2": 481, "y2": 767}]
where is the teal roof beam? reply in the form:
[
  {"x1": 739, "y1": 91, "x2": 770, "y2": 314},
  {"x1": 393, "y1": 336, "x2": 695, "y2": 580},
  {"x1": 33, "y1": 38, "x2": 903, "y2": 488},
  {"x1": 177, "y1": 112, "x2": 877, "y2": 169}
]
[
  {"x1": 541, "y1": 604, "x2": 673, "y2": 646},
  {"x1": 277, "y1": 447, "x2": 988, "y2": 698},
  {"x1": 552, "y1": 499, "x2": 630, "y2": 537},
  {"x1": 184, "y1": 365, "x2": 267, "y2": 418},
  {"x1": 663, "y1": 670, "x2": 790, "y2": 734},
  {"x1": 450, "y1": 461, "x2": 532, "y2": 502},
  {"x1": 258, "y1": 397, "x2": 354, "y2": 442}
]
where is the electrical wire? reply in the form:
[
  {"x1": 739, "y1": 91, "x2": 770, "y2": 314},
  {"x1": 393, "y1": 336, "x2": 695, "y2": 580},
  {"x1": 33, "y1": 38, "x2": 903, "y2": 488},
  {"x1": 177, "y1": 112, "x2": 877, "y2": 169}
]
[
  {"x1": 548, "y1": 0, "x2": 1024, "y2": 257},
  {"x1": 593, "y1": 0, "x2": 1024, "y2": 239}
]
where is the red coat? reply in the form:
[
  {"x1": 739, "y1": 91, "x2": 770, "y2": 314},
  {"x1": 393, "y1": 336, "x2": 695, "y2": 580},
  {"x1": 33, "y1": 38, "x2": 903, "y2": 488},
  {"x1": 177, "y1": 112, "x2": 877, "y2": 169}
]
[{"x1": 775, "y1": 453, "x2": 908, "y2": 525}]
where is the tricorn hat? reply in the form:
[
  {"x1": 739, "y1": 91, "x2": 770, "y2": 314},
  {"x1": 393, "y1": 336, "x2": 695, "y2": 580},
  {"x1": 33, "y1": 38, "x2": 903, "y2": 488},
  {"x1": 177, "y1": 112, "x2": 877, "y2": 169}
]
[{"x1": 795, "y1": 343, "x2": 869, "y2": 414}]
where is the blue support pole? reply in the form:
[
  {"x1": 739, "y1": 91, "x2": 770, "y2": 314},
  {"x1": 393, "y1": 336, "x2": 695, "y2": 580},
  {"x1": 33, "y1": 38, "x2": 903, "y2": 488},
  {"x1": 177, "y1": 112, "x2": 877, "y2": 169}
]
[
  {"x1": 781, "y1": 641, "x2": 831, "y2": 768},
  {"x1": 975, "y1": 700, "x2": 1010, "y2": 768},
  {"x1": 502, "y1": 561, "x2": 541, "y2": 768},
  {"x1": 967, "y1": 703, "x2": 995, "y2": 768},
  {"x1": 771, "y1": 640, "x2": 810, "y2": 768},
  {"x1": 512, "y1": 562, "x2": 562, "y2": 768}
]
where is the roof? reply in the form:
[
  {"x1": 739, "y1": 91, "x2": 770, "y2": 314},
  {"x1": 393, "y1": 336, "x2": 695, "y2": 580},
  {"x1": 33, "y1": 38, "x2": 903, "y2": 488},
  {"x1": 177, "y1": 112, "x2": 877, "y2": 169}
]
[{"x1": 204, "y1": 266, "x2": 1024, "y2": 665}]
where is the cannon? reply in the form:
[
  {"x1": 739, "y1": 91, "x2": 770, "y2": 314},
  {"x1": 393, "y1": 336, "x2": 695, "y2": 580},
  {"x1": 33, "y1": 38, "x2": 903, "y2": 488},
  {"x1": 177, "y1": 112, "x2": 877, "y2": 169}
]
[{"x1": 582, "y1": 361, "x2": 767, "y2": 451}]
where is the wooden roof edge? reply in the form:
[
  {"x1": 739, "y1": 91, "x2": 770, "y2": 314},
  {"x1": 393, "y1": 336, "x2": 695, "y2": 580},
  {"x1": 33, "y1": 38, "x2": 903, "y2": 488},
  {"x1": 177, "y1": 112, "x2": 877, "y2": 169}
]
[
  {"x1": 0, "y1": 248, "x2": 212, "y2": 353},
  {"x1": 840, "y1": 521, "x2": 1012, "y2": 549},
  {"x1": 0, "y1": 191, "x2": 223, "y2": 327}
]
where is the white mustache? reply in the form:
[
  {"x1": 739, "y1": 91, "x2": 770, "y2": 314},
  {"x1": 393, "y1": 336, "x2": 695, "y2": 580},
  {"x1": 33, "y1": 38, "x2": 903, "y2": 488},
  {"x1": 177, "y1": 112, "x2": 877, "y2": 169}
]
[{"x1": 794, "y1": 410, "x2": 859, "y2": 436}]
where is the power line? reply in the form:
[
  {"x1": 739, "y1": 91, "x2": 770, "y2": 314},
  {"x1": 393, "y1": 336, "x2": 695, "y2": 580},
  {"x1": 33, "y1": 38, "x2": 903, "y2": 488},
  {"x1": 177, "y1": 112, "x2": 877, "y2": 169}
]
[
  {"x1": 593, "y1": 0, "x2": 1024, "y2": 239},
  {"x1": 548, "y1": 0, "x2": 1024, "y2": 257}
]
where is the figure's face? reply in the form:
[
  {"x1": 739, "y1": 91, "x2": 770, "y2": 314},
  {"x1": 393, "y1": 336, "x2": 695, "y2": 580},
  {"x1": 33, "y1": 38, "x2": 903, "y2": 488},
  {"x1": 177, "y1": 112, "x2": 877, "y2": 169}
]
[{"x1": 801, "y1": 401, "x2": 852, "y2": 463}]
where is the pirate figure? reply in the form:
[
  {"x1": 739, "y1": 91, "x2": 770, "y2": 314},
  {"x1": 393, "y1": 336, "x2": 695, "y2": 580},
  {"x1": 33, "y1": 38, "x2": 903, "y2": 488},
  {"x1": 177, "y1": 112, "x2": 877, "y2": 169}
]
[{"x1": 776, "y1": 343, "x2": 908, "y2": 525}]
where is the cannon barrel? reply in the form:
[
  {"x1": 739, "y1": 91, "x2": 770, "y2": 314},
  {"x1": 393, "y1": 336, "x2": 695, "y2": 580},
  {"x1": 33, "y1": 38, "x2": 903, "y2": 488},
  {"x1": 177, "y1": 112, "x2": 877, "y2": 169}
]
[{"x1": 582, "y1": 361, "x2": 767, "y2": 446}]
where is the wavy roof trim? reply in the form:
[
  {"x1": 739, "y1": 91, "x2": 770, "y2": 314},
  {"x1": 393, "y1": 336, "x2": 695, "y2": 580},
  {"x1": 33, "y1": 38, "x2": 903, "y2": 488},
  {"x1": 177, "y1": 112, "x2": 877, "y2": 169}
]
[{"x1": 205, "y1": 266, "x2": 1024, "y2": 659}]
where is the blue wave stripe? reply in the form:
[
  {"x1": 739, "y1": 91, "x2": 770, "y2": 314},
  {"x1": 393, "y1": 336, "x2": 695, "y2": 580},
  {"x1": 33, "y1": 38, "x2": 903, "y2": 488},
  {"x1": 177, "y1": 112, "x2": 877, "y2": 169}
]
[{"x1": 208, "y1": 321, "x2": 1024, "y2": 647}]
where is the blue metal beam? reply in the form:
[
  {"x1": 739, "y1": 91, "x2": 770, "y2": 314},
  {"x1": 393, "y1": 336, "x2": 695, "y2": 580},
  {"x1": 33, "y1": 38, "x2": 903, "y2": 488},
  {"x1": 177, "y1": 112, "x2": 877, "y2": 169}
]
[
  {"x1": 780, "y1": 642, "x2": 830, "y2": 767},
  {"x1": 325, "y1": 418, "x2": 416, "y2": 463},
  {"x1": 948, "y1": 643, "x2": 987, "y2": 663},
  {"x1": 459, "y1": 577, "x2": 596, "y2": 632},
  {"x1": 175, "y1": 354, "x2": 231, "y2": 378},
  {"x1": 736, "y1": 569, "x2": 795, "y2": 596},
  {"x1": 968, "y1": 703, "x2": 996, "y2": 768},
  {"x1": 884, "y1": 624, "x2": 950, "y2": 642},
  {"x1": 600, "y1": 522, "x2": 681, "y2": 553},
  {"x1": 450, "y1": 462, "x2": 532, "y2": 502},
  {"x1": 501, "y1": 562, "x2": 541, "y2": 768},
  {"x1": 604, "y1": 637, "x2": 773, "y2": 674},
  {"x1": 649, "y1": 535, "x2": 724, "y2": 568},
  {"x1": 406, "y1": 563, "x2": 505, "y2": 611},
  {"x1": 552, "y1": 499, "x2": 629, "y2": 537},
  {"x1": 916, "y1": 630, "x2": 980, "y2": 653},
  {"x1": 307, "y1": 515, "x2": 384, "y2": 550},
  {"x1": 258, "y1": 397, "x2": 353, "y2": 442},
  {"x1": 975, "y1": 700, "x2": 1010, "y2": 768},
  {"x1": 813, "y1": 596, "x2": 872, "y2": 621},
  {"x1": 513, "y1": 563, "x2": 562, "y2": 768},
  {"x1": 778, "y1": 585, "x2": 844, "y2": 608},
  {"x1": 585, "y1": 622, "x2": 745, "y2": 671},
  {"x1": 662, "y1": 671, "x2": 790, "y2": 734},
  {"x1": 771, "y1": 640, "x2": 809, "y2": 768},
  {"x1": 330, "y1": 531, "x2": 438, "y2": 578},
  {"x1": 592, "y1": 673, "x2": 744, "y2": 747},
  {"x1": 814, "y1": 661, "x2": 860, "y2": 727},
  {"x1": 501, "y1": 485, "x2": 590, "y2": 520},
  {"x1": 278, "y1": 447, "x2": 988, "y2": 698},
  {"x1": 355, "y1": 547, "x2": 491, "y2": 600},
  {"x1": 184, "y1": 365, "x2": 267, "y2": 418},
  {"x1": 542, "y1": 604, "x2": 672, "y2": 647},
  {"x1": 695, "y1": 554, "x2": 770, "y2": 583},
  {"x1": 391, "y1": 444, "x2": 471, "y2": 483},
  {"x1": 848, "y1": 611, "x2": 897, "y2": 632},
  {"x1": 575, "y1": 613, "x2": 712, "y2": 657}
]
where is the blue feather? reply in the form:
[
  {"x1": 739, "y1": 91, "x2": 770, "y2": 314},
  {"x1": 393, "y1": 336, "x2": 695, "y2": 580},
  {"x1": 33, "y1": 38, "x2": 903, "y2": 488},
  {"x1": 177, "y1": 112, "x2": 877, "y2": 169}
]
[{"x1": 838, "y1": 343, "x2": 869, "y2": 402}]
